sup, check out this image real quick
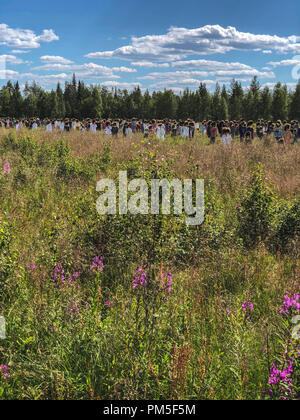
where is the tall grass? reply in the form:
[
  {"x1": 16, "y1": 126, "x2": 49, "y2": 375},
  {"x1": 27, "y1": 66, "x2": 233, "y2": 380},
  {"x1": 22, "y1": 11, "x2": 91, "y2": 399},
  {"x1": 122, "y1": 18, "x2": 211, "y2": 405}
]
[{"x1": 0, "y1": 129, "x2": 299, "y2": 400}]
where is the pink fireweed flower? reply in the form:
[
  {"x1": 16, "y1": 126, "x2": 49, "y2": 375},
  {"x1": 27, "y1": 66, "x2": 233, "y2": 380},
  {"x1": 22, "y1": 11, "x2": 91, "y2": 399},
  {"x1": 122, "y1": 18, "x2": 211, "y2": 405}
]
[
  {"x1": 280, "y1": 294, "x2": 300, "y2": 315},
  {"x1": 161, "y1": 272, "x2": 173, "y2": 295},
  {"x1": 133, "y1": 267, "x2": 147, "y2": 288},
  {"x1": 66, "y1": 304, "x2": 79, "y2": 315},
  {"x1": 166, "y1": 272, "x2": 173, "y2": 294},
  {"x1": 91, "y1": 256, "x2": 104, "y2": 273},
  {"x1": 53, "y1": 263, "x2": 65, "y2": 282},
  {"x1": 0, "y1": 364, "x2": 9, "y2": 378},
  {"x1": 27, "y1": 264, "x2": 36, "y2": 270},
  {"x1": 3, "y1": 162, "x2": 10, "y2": 175},
  {"x1": 67, "y1": 272, "x2": 81, "y2": 288},
  {"x1": 104, "y1": 301, "x2": 110, "y2": 308},
  {"x1": 242, "y1": 301, "x2": 254, "y2": 311},
  {"x1": 268, "y1": 359, "x2": 294, "y2": 398},
  {"x1": 242, "y1": 301, "x2": 254, "y2": 320}
]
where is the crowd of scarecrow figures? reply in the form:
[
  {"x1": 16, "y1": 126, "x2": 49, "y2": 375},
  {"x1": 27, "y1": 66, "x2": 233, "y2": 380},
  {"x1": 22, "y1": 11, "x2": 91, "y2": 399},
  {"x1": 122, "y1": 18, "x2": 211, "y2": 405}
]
[{"x1": 1, "y1": 116, "x2": 300, "y2": 146}]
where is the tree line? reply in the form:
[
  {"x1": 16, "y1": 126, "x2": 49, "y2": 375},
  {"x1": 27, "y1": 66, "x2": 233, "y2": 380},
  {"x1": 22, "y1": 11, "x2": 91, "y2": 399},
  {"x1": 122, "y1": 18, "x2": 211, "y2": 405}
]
[{"x1": 1, "y1": 74, "x2": 300, "y2": 121}]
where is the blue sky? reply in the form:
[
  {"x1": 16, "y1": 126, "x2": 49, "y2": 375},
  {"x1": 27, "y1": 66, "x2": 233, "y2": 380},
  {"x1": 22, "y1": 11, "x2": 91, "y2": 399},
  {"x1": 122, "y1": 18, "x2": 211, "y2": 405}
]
[{"x1": 1, "y1": 0, "x2": 300, "y2": 92}]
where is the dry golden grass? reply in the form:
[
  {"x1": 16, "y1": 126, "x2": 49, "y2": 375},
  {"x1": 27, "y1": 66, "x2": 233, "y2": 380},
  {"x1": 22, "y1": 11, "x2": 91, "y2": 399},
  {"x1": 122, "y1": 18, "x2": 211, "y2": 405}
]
[{"x1": 1, "y1": 128, "x2": 300, "y2": 197}]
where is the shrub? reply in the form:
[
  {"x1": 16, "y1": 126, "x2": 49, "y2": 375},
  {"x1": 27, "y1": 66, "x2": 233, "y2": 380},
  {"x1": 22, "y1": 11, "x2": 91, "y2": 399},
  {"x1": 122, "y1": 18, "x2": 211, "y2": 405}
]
[
  {"x1": 268, "y1": 199, "x2": 300, "y2": 254},
  {"x1": 237, "y1": 165, "x2": 275, "y2": 249}
]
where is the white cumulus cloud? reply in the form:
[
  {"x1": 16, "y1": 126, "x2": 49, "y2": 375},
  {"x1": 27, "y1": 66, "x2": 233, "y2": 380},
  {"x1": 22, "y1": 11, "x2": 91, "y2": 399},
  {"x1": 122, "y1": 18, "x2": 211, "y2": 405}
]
[
  {"x1": 100, "y1": 81, "x2": 141, "y2": 88},
  {"x1": 11, "y1": 49, "x2": 31, "y2": 54},
  {"x1": 131, "y1": 61, "x2": 169, "y2": 68},
  {"x1": 40, "y1": 55, "x2": 74, "y2": 64},
  {"x1": 0, "y1": 54, "x2": 25, "y2": 64},
  {"x1": 268, "y1": 58, "x2": 300, "y2": 67},
  {"x1": 85, "y1": 25, "x2": 300, "y2": 62},
  {"x1": 0, "y1": 23, "x2": 58, "y2": 48}
]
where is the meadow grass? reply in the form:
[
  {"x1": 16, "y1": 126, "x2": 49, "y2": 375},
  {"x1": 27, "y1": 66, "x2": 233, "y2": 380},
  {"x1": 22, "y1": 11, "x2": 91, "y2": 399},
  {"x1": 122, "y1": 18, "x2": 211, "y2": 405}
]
[{"x1": 0, "y1": 129, "x2": 299, "y2": 400}]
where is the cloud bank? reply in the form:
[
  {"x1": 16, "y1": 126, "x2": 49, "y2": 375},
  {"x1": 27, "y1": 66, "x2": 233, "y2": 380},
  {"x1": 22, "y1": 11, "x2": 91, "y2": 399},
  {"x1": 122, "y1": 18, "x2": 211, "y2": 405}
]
[{"x1": 86, "y1": 25, "x2": 300, "y2": 62}]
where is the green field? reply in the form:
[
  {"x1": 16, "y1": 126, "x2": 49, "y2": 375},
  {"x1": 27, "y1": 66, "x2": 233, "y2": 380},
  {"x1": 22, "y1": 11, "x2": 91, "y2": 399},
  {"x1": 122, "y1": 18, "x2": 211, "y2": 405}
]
[{"x1": 0, "y1": 129, "x2": 299, "y2": 400}]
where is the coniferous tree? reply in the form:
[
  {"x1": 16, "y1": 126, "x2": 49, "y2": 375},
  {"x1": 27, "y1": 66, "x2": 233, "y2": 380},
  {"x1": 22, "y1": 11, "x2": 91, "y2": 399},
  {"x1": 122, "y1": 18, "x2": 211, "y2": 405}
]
[
  {"x1": 198, "y1": 83, "x2": 211, "y2": 120},
  {"x1": 260, "y1": 87, "x2": 272, "y2": 120},
  {"x1": 0, "y1": 74, "x2": 299, "y2": 121},
  {"x1": 141, "y1": 89, "x2": 152, "y2": 119},
  {"x1": 220, "y1": 96, "x2": 229, "y2": 120},
  {"x1": 272, "y1": 83, "x2": 288, "y2": 121},
  {"x1": 56, "y1": 82, "x2": 66, "y2": 118},
  {"x1": 289, "y1": 80, "x2": 300, "y2": 120},
  {"x1": 229, "y1": 80, "x2": 244, "y2": 120},
  {"x1": 48, "y1": 90, "x2": 59, "y2": 118},
  {"x1": 211, "y1": 83, "x2": 222, "y2": 120},
  {"x1": 155, "y1": 89, "x2": 178, "y2": 119},
  {"x1": 11, "y1": 81, "x2": 23, "y2": 118},
  {"x1": 0, "y1": 86, "x2": 12, "y2": 116}
]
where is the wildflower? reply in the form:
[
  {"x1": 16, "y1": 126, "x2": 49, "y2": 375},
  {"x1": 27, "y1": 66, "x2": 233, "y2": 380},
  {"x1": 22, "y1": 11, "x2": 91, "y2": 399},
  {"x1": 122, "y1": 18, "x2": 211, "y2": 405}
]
[
  {"x1": 0, "y1": 364, "x2": 9, "y2": 378},
  {"x1": 53, "y1": 263, "x2": 65, "y2": 282},
  {"x1": 67, "y1": 272, "x2": 80, "y2": 288},
  {"x1": 27, "y1": 264, "x2": 36, "y2": 270},
  {"x1": 242, "y1": 301, "x2": 254, "y2": 311},
  {"x1": 161, "y1": 271, "x2": 173, "y2": 295},
  {"x1": 104, "y1": 301, "x2": 110, "y2": 308},
  {"x1": 268, "y1": 359, "x2": 294, "y2": 398},
  {"x1": 280, "y1": 294, "x2": 300, "y2": 315},
  {"x1": 67, "y1": 304, "x2": 79, "y2": 315},
  {"x1": 242, "y1": 301, "x2": 254, "y2": 320},
  {"x1": 133, "y1": 267, "x2": 147, "y2": 288},
  {"x1": 166, "y1": 272, "x2": 173, "y2": 294},
  {"x1": 91, "y1": 256, "x2": 104, "y2": 273},
  {"x1": 3, "y1": 162, "x2": 10, "y2": 175}
]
